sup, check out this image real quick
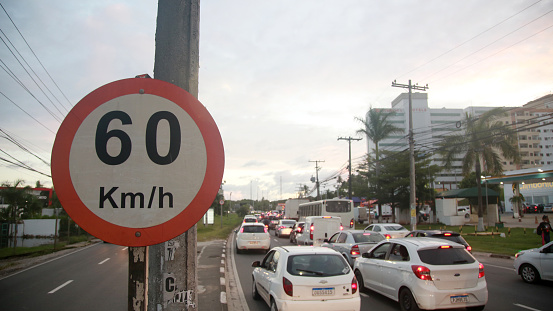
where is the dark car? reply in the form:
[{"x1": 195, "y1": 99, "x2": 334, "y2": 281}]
[
  {"x1": 405, "y1": 230, "x2": 472, "y2": 252},
  {"x1": 289, "y1": 222, "x2": 305, "y2": 244},
  {"x1": 524, "y1": 203, "x2": 542, "y2": 214}
]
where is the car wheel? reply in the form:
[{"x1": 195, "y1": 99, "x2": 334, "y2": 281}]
[
  {"x1": 399, "y1": 288, "x2": 420, "y2": 311},
  {"x1": 270, "y1": 298, "x2": 278, "y2": 311},
  {"x1": 520, "y1": 264, "x2": 540, "y2": 284},
  {"x1": 252, "y1": 277, "x2": 261, "y2": 300},
  {"x1": 467, "y1": 306, "x2": 485, "y2": 311},
  {"x1": 236, "y1": 247, "x2": 242, "y2": 254},
  {"x1": 354, "y1": 269, "x2": 365, "y2": 293}
]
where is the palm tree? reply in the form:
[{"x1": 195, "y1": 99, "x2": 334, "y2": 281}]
[
  {"x1": 438, "y1": 108, "x2": 520, "y2": 231},
  {"x1": 356, "y1": 108, "x2": 403, "y2": 219}
]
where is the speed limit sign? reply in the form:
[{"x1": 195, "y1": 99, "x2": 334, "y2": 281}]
[{"x1": 51, "y1": 78, "x2": 224, "y2": 246}]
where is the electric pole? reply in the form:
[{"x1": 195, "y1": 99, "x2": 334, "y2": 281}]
[
  {"x1": 338, "y1": 136, "x2": 362, "y2": 201},
  {"x1": 148, "y1": 1, "x2": 200, "y2": 310},
  {"x1": 309, "y1": 160, "x2": 325, "y2": 200},
  {"x1": 391, "y1": 79, "x2": 428, "y2": 230}
]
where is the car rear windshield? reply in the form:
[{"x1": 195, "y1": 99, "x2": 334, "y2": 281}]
[
  {"x1": 417, "y1": 247, "x2": 475, "y2": 265},
  {"x1": 281, "y1": 221, "x2": 296, "y2": 225},
  {"x1": 434, "y1": 235, "x2": 467, "y2": 246},
  {"x1": 287, "y1": 254, "x2": 350, "y2": 277},
  {"x1": 352, "y1": 232, "x2": 385, "y2": 243},
  {"x1": 244, "y1": 218, "x2": 257, "y2": 223},
  {"x1": 242, "y1": 226, "x2": 265, "y2": 233},
  {"x1": 384, "y1": 225, "x2": 406, "y2": 231}
]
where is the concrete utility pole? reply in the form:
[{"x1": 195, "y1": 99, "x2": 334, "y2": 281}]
[
  {"x1": 309, "y1": 160, "x2": 325, "y2": 200},
  {"x1": 391, "y1": 80, "x2": 428, "y2": 231},
  {"x1": 148, "y1": 1, "x2": 200, "y2": 310},
  {"x1": 338, "y1": 136, "x2": 362, "y2": 201}
]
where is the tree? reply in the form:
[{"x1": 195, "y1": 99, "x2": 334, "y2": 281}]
[
  {"x1": 356, "y1": 108, "x2": 403, "y2": 219},
  {"x1": 0, "y1": 180, "x2": 35, "y2": 252},
  {"x1": 438, "y1": 108, "x2": 520, "y2": 231}
]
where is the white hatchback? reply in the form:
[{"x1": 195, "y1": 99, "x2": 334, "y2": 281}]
[
  {"x1": 514, "y1": 241, "x2": 553, "y2": 283},
  {"x1": 363, "y1": 223, "x2": 409, "y2": 239},
  {"x1": 353, "y1": 238, "x2": 487, "y2": 311},
  {"x1": 251, "y1": 246, "x2": 360, "y2": 311},
  {"x1": 236, "y1": 223, "x2": 271, "y2": 253}
]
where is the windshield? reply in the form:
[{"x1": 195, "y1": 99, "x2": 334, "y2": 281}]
[
  {"x1": 287, "y1": 254, "x2": 350, "y2": 277},
  {"x1": 326, "y1": 200, "x2": 351, "y2": 213},
  {"x1": 418, "y1": 247, "x2": 475, "y2": 265},
  {"x1": 384, "y1": 225, "x2": 406, "y2": 231},
  {"x1": 242, "y1": 226, "x2": 265, "y2": 233},
  {"x1": 352, "y1": 232, "x2": 385, "y2": 243},
  {"x1": 281, "y1": 220, "x2": 296, "y2": 225}
]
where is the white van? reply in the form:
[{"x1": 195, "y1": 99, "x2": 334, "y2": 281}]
[{"x1": 296, "y1": 216, "x2": 342, "y2": 246}]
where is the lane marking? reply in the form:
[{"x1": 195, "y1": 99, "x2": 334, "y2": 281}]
[
  {"x1": 0, "y1": 243, "x2": 100, "y2": 281},
  {"x1": 48, "y1": 280, "x2": 73, "y2": 294},
  {"x1": 98, "y1": 258, "x2": 110, "y2": 265},
  {"x1": 514, "y1": 303, "x2": 541, "y2": 311}
]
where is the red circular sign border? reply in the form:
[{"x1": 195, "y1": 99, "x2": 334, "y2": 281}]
[{"x1": 51, "y1": 78, "x2": 224, "y2": 246}]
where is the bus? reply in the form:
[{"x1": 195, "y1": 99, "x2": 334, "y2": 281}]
[{"x1": 297, "y1": 198, "x2": 355, "y2": 228}]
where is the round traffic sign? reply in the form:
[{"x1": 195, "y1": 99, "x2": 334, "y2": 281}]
[{"x1": 51, "y1": 78, "x2": 224, "y2": 246}]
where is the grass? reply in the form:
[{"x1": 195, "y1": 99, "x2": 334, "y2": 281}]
[
  {"x1": 354, "y1": 222, "x2": 543, "y2": 256},
  {"x1": 197, "y1": 213, "x2": 243, "y2": 242}
]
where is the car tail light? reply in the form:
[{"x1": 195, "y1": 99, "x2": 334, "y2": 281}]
[
  {"x1": 279, "y1": 226, "x2": 285, "y2": 230},
  {"x1": 264, "y1": 227, "x2": 268, "y2": 233},
  {"x1": 240, "y1": 227, "x2": 244, "y2": 233},
  {"x1": 340, "y1": 224, "x2": 344, "y2": 231},
  {"x1": 439, "y1": 245, "x2": 451, "y2": 249},
  {"x1": 350, "y1": 219, "x2": 354, "y2": 228},
  {"x1": 478, "y1": 263, "x2": 485, "y2": 278},
  {"x1": 411, "y1": 265, "x2": 432, "y2": 281},
  {"x1": 466, "y1": 245, "x2": 472, "y2": 252},
  {"x1": 283, "y1": 277, "x2": 293, "y2": 296},
  {"x1": 350, "y1": 244, "x2": 360, "y2": 256},
  {"x1": 444, "y1": 233, "x2": 451, "y2": 236},
  {"x1": 351, "y1": 276, "x2": 358, "y2": 294},
  {"x1": 310, "y1": 224, "x2": 314, "y2": 240},
  {"x1": 384, "y1": 234, "x2": 391, "y2": 239},
  {"x1": 298, "y1": 227, "x2": 302, "y2": 233}
]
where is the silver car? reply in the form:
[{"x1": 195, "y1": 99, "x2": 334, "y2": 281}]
[{"x1": 322, "y1": 230, "x2": 385, "y2": 266}]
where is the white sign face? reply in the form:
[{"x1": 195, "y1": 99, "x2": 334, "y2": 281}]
[
  {"x1": 52, "y1": 78, "x2": 224, "y2": 246},
  {"x1": 69, "y1": 93, "x2": 207, "y2": 228}
]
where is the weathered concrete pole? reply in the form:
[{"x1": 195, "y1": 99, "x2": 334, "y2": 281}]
[{"x1": 148, "y1": 0, "x2": 200, "y2": 310}]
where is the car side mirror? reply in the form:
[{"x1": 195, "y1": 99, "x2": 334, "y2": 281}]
[
  {"x1": 362, "y1": 252, "x2": 372, "y2": 258},
  {"x1": 324, "y1": 239, "x2": 329, "y2": 243},
  {"x1": 252, "y1": 261, "x2": 261, "y2": 267}
]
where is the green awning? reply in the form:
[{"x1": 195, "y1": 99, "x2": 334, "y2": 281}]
[{"x1": 439, "y1": 187, "x2": 499, "y2": 199}]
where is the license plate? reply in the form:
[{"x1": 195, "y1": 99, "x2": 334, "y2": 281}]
[
  {"x1": 450, "y1": 295, "x2": 469, "y2": 303},
  {"x1": 312, "y1": 287, "x2": 334, "y2": 296},
  {"x1": 248, "y1": 241, "x2": 259, "y2": 245}
]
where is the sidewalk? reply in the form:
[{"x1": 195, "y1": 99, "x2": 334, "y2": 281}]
[{"x1": 475, "y1": 211, "x2": 544, "y2": 229}]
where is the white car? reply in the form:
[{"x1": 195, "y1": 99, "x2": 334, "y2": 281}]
[
  {"x1": 353, "y1": 238, "x2": 487, "y2": 311},
  {"x1": 251, "y1": 246, "x2": 360, "y2": 311},
  {"x1": 235, "y1": 223, "x2": 270, "y2": 253},
  {"x1": 275, "y1": 219, "x2": 297, "y2": 238},
  {"x1": 363, "y1": 223, "x2": 409, "y2": 239},
  {"x1": 514, "y1": 241, "x2": 553, "y2": 284}
]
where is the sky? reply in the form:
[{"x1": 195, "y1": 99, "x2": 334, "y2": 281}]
[{"x1": 1, "y1": 0, "x2": 552, "y2": 203}]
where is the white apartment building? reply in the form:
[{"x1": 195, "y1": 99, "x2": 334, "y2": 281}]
[{"x1": 365, "y1": 93, "x2": 553, "y2": 191}]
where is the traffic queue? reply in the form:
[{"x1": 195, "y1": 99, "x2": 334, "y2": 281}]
[{"x1": 236, "y1": 213, "x2": 489, "y2": 311}]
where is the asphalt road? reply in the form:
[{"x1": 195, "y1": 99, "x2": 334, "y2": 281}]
[
  {"x1": 0, "y1": 242, "x2": 128, "y2": 310},
  {"x1": 232, "y1": 229, "x2": 553, "y2": 311}
]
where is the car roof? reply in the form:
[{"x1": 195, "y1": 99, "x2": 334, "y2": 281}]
[
  {"x1": 241, "y1": 222, "x2": 265, "y2": 227},
  {"x1": 389, "y1": 237, "x2": 465, "y2": 249},
  {"x1": 276, "y1": 246, "x2": 344, "y2": 255},
  {"x1": 409, "y1": 230, "x2": 460, "y2": 236},
  {"x1": 367, "y1": 223, "x2": 405, "y2": 226}
]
